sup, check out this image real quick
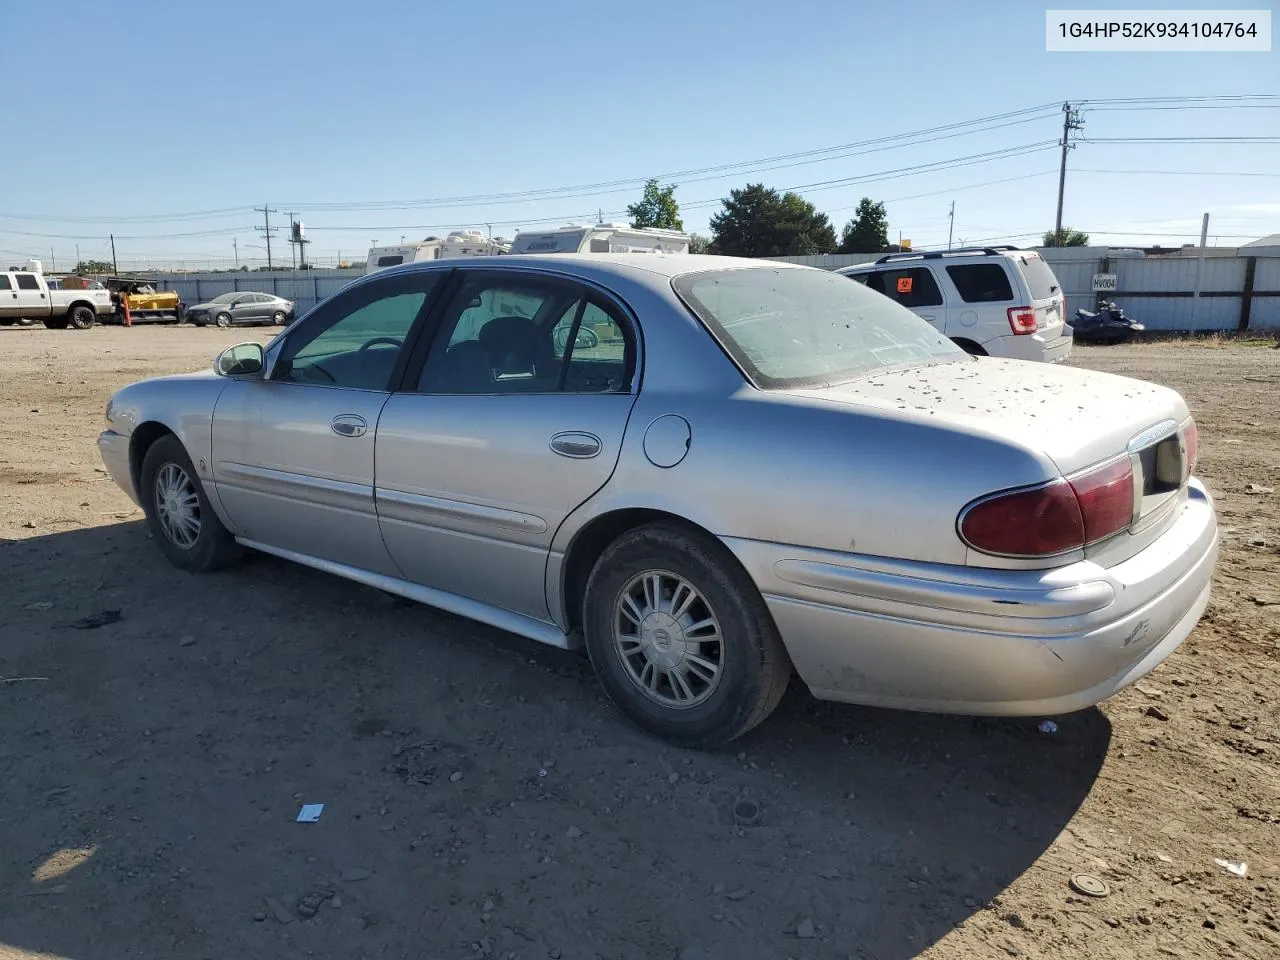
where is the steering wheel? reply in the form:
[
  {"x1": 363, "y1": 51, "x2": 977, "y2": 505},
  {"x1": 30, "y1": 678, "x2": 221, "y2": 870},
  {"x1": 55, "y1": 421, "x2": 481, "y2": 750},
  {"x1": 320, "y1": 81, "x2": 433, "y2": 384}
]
[{"x1": 360, "y1": 337, "x2": 403, "y2": 353}]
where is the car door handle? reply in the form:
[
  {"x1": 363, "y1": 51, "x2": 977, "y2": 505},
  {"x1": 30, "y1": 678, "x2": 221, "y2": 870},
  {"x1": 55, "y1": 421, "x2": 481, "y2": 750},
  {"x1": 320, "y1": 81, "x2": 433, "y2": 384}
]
[
  {"x1": 919, "y1": 314, "x2": 937, "y2": 322},
  {"x1": 550, "y1": 431, "x2": 602, "y2": 459},
  {"x1": 330, "y1": 414, "x2": 367, "y2": 438}
]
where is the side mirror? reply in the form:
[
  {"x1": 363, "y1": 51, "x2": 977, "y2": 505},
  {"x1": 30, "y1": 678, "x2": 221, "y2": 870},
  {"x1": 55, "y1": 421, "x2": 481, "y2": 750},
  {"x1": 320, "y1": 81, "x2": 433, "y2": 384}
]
[{"x1": 214, "y1": 342, "x2": 265, "y2": 377}]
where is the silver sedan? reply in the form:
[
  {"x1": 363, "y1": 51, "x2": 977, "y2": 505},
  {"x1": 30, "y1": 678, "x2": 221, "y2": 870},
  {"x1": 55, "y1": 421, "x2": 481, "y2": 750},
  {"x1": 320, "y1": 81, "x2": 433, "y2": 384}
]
[
  {"x1": 98, "y1": 255, "x2": 1218, "y2": 745},
  {"x1": 186, "y1": 292, "x2": 294, "y2": 328}
]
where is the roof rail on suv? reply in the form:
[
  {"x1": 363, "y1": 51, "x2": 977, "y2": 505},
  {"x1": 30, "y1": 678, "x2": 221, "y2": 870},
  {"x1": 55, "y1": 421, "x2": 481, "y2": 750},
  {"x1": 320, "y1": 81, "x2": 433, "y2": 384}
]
[{"x1": 874, "y1": 245, "x2": 1022, "y2": 265}]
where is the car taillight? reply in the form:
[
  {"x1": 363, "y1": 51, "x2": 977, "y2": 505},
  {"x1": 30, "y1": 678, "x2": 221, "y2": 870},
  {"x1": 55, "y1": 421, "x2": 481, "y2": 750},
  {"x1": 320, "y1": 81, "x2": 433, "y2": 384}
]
[
  {"x1": 1181, "y1": 419, "x2": 1199, "y2": 481},
  {"x1": 960, "y1": 459, "x2": 1135, "y2": 558},
  {"x1": 1007, "y1": 306, "x2": 1037, "y2": 335}
]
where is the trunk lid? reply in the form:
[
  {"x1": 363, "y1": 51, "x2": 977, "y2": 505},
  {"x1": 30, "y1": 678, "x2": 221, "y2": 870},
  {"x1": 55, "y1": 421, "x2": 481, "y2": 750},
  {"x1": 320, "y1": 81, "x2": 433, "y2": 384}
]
[{"x1": 793, "y1": 358, "x2": 1194, "y2": 562}]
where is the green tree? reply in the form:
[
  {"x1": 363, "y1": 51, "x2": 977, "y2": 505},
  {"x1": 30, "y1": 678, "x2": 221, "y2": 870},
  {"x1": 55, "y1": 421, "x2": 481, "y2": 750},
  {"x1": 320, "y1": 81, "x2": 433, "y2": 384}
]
[
  {"x1": 1043, "y1": 227, "x2": 1089, "y2": 247},
  {"x1": 838, "y1": 198, "x2": 889, "y2": 253},
  {"x1": 709, "y1": 184, "x2": 836, "y2": 258},
  {"x1": 687, "y1": 232, "x2": 712, "y2": 254},
  {"x1": 74, "y1": 260, "x2": 114, "y2": 274},
  {"x1": 627, "y1": 179, "x2": 683, "y2": 231}
]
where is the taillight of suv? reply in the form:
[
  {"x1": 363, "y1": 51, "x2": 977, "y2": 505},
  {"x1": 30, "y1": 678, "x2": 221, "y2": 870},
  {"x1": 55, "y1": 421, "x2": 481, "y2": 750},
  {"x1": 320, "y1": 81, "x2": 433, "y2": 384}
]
[{"x1": 1007, "y1": 306, "x2": 1037, "y2": 335}]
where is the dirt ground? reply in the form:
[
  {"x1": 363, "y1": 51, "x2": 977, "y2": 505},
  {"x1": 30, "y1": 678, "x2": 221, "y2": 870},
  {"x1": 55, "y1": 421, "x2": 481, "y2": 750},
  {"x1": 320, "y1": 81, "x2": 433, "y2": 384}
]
[{"x1": 1, "y1": 325, "x2": 1276, "y2": 960}]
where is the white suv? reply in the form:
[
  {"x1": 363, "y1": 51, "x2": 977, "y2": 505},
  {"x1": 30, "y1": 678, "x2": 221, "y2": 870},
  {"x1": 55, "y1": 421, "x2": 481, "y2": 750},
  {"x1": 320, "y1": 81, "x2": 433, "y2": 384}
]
[{"x1": 837, "y1": 246, "x2": 1072, "y2": 363}]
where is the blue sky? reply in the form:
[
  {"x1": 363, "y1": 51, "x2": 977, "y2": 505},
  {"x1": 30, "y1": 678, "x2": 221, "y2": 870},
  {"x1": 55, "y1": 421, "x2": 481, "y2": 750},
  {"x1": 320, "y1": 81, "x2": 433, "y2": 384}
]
[{"x1": 2, "y1": 0, "x2": 1276, "y2": 269}]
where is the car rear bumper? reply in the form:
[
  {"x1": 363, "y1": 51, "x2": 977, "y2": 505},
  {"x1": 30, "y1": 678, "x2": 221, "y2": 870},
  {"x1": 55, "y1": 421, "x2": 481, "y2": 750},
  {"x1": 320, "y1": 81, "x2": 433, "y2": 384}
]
[
  {"x1": 721, "y1": 479, "x2": 1217, "y2": 716},
  {"x1": 98, "y1": 429, "x2": 139, "y2": 506},
  {"x1": 985, "y1": 328, "x2": 1073, "y2": 363}
]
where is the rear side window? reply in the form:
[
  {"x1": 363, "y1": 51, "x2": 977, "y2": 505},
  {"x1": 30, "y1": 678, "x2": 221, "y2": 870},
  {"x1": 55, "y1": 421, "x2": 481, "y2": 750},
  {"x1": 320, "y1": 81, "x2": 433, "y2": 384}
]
[
  {"x1": 1015, "y1": 254, "x2": 1061, "y2": 300},
  {"x1": 946, "y1": 264, "x2": 1014, "y2": 303},
  {"x1": 376, "y1": 255, "x2": 404, "y2": 267},
  {"x1": 15, "y1": 273, "x2": 40, "y2": 290},
  {"x1": 865, "y1": 267, "x2": 942, "y2": 308},
  {"x1": 0, "y1": 274, "x2": 11, "y2": 290}
]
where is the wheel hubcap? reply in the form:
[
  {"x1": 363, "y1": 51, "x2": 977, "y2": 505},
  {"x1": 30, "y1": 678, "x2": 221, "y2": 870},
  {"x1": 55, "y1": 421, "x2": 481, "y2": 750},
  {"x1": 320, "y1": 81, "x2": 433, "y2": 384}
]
[
  {"x1": 613, "y1": 571, "x2": 723, "y2": 708},
  {"x1": 153, "y1": 462, "x2": 201, "y2": 548}
]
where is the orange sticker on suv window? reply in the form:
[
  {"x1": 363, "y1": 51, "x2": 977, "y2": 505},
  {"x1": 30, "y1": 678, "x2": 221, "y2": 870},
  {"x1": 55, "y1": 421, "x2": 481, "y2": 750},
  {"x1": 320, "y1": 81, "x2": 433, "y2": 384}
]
[{"x1": 896, "y1": 276, "x2": 913, "y2": 294}]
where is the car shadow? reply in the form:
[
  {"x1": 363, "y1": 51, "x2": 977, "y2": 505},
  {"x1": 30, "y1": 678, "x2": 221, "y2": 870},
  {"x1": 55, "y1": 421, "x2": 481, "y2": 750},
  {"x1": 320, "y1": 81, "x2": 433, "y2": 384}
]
[{"x1": 1, "y1": 522, "x2": 1110, "y2": 960}]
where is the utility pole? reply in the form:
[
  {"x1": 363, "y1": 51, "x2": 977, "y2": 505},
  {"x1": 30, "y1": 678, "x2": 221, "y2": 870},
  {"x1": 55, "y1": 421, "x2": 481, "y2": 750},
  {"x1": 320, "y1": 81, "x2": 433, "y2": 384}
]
[
  {"x1": 255, "y1": 205, "x2": 279, "y2": 270},
  {"x1": 233, "y1": 237, "x2": 239, "y2": 270},
  {"x1": 110, "y1": 233, "x2": 118, "y2": 275},
  {"x1": 75, "y1": 244, "x2": 80, "y2": 270},
  {"x1": 284, "y1": 211, "x2": 299, "y2": 269},
  {"x1": 50, "y1": 248, "x2": 55, "y2": 272},
  {"x1": 1191, "y1": 212, "x2": 1210, "y2": 327},
  {"x1": 947, "y1": 201, "x2": 955, "y2": 250},
  {"x1": 1053, "y1": 102, "x2": 1084, "y2": 244}
]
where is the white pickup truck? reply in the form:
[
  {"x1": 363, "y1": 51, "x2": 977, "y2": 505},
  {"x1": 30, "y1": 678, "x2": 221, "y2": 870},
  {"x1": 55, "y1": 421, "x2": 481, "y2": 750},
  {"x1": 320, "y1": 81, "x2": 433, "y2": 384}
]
[{"x1": 0, "y1": 261, "x2": 114, "y2": 329}]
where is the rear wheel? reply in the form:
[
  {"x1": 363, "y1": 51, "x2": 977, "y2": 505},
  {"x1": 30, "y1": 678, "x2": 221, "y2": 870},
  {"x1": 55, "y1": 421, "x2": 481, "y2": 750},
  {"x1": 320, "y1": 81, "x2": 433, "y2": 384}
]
[
  {"x1": 583, "y1": 522, "x2": 791, "y2": 747},
  {"x1": 953, "y1": 338, "x2": 987, "y2": 356},
  {"x1": 43, "y1": 317, "x2": 69, "y2": 330},
  {"x1": 68, "y1": 306, "x2": 96, "y2": 330},
  {"x1": 215, "y1": 312, "x2": 232, "y2": 328},
  {"x1": 140, "y1": 434, "x2": 243, "y2": 573}
]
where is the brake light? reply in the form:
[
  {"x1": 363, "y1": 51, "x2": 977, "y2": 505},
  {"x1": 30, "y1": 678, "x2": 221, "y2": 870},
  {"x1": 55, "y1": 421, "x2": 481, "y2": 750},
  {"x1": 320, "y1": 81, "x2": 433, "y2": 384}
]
[
  {"x1": 1070, "y1": 458, "x2": 1134, "y2": 544},
  {"x1": 960, "y1": 459, "x2": 1135, "y2": 558},
  {"x1": 1007, "y1": 306, "x2": 1037, "y2": 335},
  {"x1": 1181, "y1": 419, "x2": 1199, "y2": 481}
]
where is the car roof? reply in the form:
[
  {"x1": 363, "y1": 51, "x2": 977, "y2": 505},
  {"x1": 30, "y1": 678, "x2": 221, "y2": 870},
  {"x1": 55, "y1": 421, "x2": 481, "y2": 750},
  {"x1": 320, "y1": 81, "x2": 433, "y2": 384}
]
[{"x1": 380, "y1": 253, "x2": 810, "y2": 287}]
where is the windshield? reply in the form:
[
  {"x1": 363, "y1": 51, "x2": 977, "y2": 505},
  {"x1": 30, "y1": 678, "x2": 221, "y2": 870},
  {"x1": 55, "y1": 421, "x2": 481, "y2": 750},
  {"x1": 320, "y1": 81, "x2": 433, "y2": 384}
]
[
  {"x1": 211, "y1": 293, "x2": 240, "y2": 303},
  {"x1": 673, "y1": 267, "x2": 963, "y2": 389}
]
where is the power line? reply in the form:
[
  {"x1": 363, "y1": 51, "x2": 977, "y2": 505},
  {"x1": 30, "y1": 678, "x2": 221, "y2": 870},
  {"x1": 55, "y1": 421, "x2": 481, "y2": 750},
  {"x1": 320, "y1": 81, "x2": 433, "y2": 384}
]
[{"x1": 1082, "y1": 136, "x2": 1280, "y2": 144}]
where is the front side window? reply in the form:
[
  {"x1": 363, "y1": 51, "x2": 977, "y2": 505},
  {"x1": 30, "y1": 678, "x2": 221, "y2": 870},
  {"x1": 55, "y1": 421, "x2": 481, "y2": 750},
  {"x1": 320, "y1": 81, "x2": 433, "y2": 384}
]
[
  {"x1": 417, "y1": 272, "x2": 632, "y2": 395},
  {"x1": 673, "y1": 266, "x2": 962, "y2": 389},
  {"x1": 15, "y1": 274, "x2": 40, "y2": 291},
  {"x1": 274, "y1": 273, "x2": 439, "y2": 390},
  {"x1": 946, "y1": 263, "x2": 1014, "y2": 303}
]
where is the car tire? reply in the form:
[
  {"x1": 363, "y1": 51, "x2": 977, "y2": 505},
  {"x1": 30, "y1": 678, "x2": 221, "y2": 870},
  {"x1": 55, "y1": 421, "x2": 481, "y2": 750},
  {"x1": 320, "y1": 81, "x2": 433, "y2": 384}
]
[
  {"x1": 953, "y1": 338, "x2": 987, "y2": 356},
  {"x1": 583, "y1": 521, "x2": 791, "y2": 747},
  {"x1": 14, "y1": 316, "x2": 37, "y2": 327},
  {"x1": 215, "y1": 312, "x2": 232, "y2": 328},
  {"x1": 140, "y1": 434, "x2": 243, "y2": 573},
  {"x1": 273, "y1": 311, "x2": 286, "y2": 324},
  {"x1": 68, "y1": 305, "x2": 96, "y2": 330},
  {"x1": 43, "y1": 317, "x2": 69, "y2": 330}
]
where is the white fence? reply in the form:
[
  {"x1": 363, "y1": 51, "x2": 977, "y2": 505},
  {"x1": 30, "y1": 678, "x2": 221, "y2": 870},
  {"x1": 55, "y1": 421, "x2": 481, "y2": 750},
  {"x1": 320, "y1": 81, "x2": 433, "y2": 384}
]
[
  {"x1": 769, "y1": 247, "x2": 1280, "y2": 333},
  {"x1": 146, "y1": 247, "x2": 1280, "y2": 333}
]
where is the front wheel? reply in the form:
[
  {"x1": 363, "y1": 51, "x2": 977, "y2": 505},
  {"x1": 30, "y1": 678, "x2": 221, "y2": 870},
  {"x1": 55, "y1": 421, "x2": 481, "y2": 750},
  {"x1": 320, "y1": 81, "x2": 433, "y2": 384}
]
[
  {"x1": 273, "y1": 311, "x2": 287, "y2": 324},
  {"x1": 215, "y1": 312, "x2": 232, "y2": 328},
  {"x1": 583, "y1": 522, "x2": 791, "y2": 747},
  {"x1": 140, "y1": 434, "x2": 243, "y2": 572}
]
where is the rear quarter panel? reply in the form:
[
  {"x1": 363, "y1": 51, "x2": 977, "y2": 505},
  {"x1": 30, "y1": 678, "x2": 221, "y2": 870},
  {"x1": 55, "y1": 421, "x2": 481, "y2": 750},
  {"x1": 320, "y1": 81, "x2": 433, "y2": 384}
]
[{"x1": 555, "y1": 384, "x2": 1061, "y2": 568}]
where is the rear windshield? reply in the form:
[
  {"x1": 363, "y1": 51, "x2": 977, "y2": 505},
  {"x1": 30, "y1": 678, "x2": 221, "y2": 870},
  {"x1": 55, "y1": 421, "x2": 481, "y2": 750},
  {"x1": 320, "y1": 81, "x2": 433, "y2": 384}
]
[
  {"x1": 1014, "y1": 254, "x2": 1061, "y2": 300},
  {"x1": 673, "y1": 267, "x2": 963, "y2": 389}
]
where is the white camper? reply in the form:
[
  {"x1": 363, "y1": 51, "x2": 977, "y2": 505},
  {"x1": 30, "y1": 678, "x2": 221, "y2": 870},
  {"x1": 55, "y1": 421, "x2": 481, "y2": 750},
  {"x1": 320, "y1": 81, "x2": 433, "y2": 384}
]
[
  {"x1": 365, "y1": 231, "x2": 510, "y2": 274},
  {"x1": 508, "y1": 223, "x2": 690, "y2": 256}
]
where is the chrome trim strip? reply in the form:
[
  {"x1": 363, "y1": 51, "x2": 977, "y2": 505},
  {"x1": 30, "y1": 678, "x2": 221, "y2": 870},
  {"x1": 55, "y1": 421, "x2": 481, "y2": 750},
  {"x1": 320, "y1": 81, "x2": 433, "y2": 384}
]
[
  {"x1": 1127, "y1": 419, "x2": 1179, "y2": 454},
  {"x1": 376, "y1": 488, "x2": 548, "y2": 534},
  {"x1": 772, "y1": 558, "x2": 1114, "y2": 619},
  {"x1": 216, "y1": 461, "x2": 374, "y2": 514},
  {"x1": 236, "y1": 538, "x2": 573, "y2": 649}
]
